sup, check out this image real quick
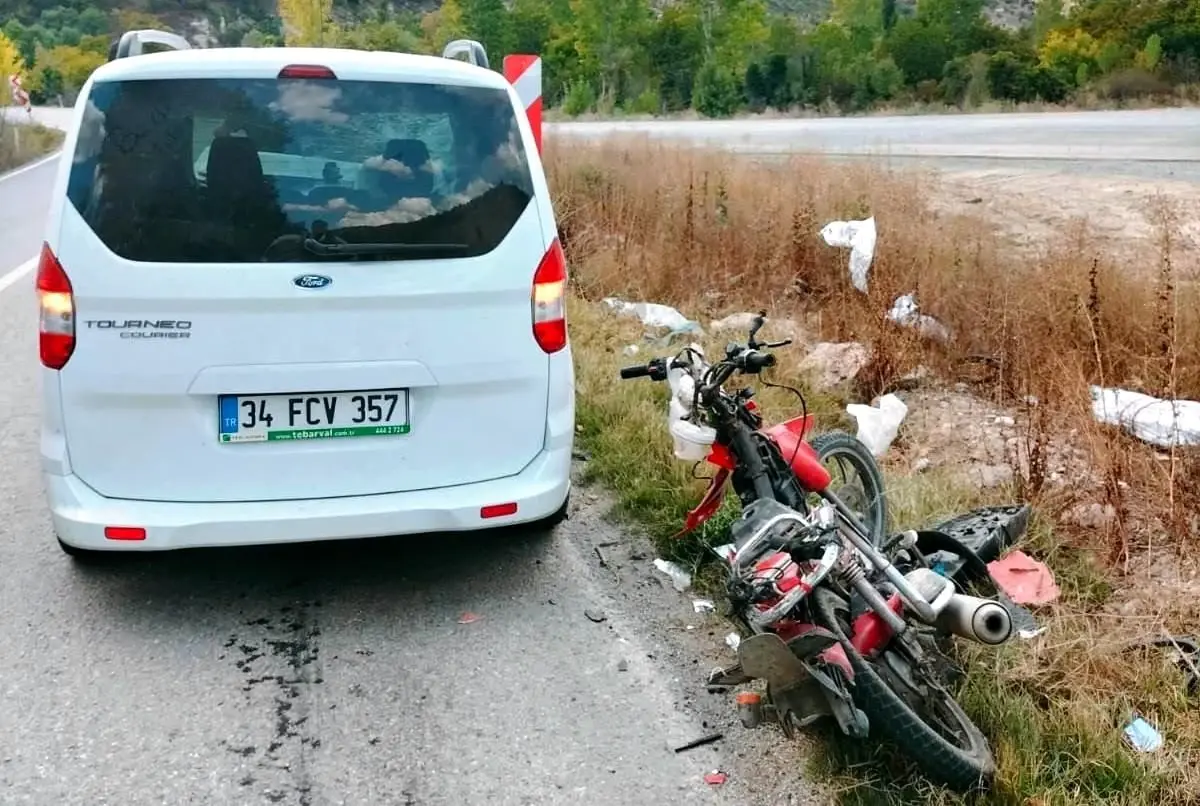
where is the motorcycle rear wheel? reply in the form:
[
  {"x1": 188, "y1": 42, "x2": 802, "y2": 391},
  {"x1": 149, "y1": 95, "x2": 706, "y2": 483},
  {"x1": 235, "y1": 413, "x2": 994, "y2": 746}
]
[{"x1": 811, "y1": 587, "x2": 996, "y2": 791}]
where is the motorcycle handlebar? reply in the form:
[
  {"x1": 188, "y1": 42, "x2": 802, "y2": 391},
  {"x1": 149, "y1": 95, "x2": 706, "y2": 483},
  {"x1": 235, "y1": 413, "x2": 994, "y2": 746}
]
[{"x1": 619, "y1": 364, "x2": 651, "y2": 379}]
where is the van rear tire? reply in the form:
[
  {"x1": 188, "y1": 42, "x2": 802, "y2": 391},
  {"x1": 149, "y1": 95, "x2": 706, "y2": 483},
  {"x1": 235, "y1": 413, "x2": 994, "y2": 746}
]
[{"x1": 57, "y1": 536, "x2": 109, "y2": 564}]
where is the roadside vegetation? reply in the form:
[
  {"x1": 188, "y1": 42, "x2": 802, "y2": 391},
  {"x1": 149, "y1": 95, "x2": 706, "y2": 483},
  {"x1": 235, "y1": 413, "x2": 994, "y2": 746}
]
[
  {"x1": 0, "y1": 115, "x2": 63, "y2": 173},
  {"x1": 549, "y1": 138, "x2": 1200, "y2": 805},
  {"x1": 3, "y1": 0, "x2": 1199, "y2": 114}
]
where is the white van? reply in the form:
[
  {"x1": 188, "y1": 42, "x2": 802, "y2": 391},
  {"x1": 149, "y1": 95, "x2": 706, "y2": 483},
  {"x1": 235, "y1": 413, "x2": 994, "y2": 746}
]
[{"x1": 37, "y1": 34, "x2": 574, "y2": 558}]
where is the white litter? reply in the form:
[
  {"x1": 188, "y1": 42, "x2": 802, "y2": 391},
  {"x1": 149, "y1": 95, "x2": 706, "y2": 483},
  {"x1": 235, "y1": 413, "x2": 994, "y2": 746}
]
[
  {"x1": 820, "y1": 216, "x2": 877, "y2": 293},
  {"x1": 693, "y1": 599, "x2": 716, "y2": 613},
  {"x1": 887, "y1": 293, "x2": 952, "y2": 343},
  {"x1": 1018, "y1": 626, "x2": 1048, "y2": 640},
  {"x1": 622, "y1": 344, "x2": 639, "y2": 356},
  {"x1": 653, "y1": 558, "x2": 693, "y2": 592},
  {"x1": 1090, "y1": 386, "x2": 1200, "y2": 448},
  {"x1": 846, "y1": 393, "x2": 909, "y2": 457},
  {"x1": 725, "y1": 632, "x2": 742, "y2": 651},
  {"x1": 602, "y1": 297, "x2": 694, "y2": 331}
]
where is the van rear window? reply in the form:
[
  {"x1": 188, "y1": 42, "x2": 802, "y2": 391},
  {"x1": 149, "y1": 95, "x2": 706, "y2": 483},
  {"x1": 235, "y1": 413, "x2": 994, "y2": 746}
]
[{"x1": 67, "y1": 77, "x2": 535, "y2": 263}]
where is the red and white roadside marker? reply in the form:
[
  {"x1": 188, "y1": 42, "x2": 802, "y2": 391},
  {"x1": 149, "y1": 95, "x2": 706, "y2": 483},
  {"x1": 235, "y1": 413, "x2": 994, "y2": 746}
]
[{"x1": 503, "y1": 54, "x2": 542, "y2": 155}]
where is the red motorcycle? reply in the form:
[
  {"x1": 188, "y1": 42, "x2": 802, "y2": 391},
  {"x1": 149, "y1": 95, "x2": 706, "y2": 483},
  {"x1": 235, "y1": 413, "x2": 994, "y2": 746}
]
[{"x1": 619, "y1": 313, "x2": 1013, "y2": 790}]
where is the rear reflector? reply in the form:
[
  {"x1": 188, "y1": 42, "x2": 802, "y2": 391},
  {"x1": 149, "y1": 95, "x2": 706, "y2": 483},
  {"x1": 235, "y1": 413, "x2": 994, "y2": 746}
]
[
  {"x1": 278, "y1": 64, "x2": 337, "y2": 80},
  {"x1": 104, "y1": 526, "x2": 146, "y2": 541},
  {"x1": 481, "y1": 503, "x2": 519, "y2": 519},
  {"x1": 36, "y1": 243, "x2": 75, "y2": 370},
  {"x1": 531, "y1": 239, "x2": 567, "y2": 354}
]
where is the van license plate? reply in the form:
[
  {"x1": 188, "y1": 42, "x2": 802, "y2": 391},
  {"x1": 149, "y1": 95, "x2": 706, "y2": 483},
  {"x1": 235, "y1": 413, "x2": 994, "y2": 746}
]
[{"x1": 218, "y1": 390, "x2": 410, "y2": 443}]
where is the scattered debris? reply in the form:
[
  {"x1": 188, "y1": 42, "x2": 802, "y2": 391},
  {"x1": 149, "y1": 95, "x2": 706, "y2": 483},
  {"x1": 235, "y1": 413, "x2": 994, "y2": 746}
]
[
  {"x1": 1018, "y1": 625, "x2": 1048, "y2": 640},
  {"x1": 987, "y1": 550, "x2": 1060, "y2": 605},
  {"x1": 819, "y1": 216, "x2": 876, "y2": 293},
  {"x1": 584, "y1": 609, "x2": 608, "y2": 624},
  {"x1": 457, "y1": 612, "x2": 481, "y2": 625},
  {"x1": 703, "y1": 770, "x2": 729, "y2": 786},
  {"x1": 653, "y1": 558, "x2": 693, "y2": 592},
  {"x1": 922, "y1": 505, "x2": 1032, "y2": 579},
  {"x1": 602, "y1": 297, "x2": 695, "y2": 331},
  {"x1": 725, "y1": 632, "x2": 742, "y2": 651},
  {"x1": 846, "y1": 393, "x2": 909, "y2": 457},
  {"x1": 622, "y1": 344, "x2": 640, "y2": 356},
  {"x1": 797, "y1": 341, "x2": 871, "y2": 388},
  {"x1": 912, "y1": 457, "x2": 932, "y2": 473},
  {"x1": 594, "y1": 545, "x2": 608, "y2": 567},
  {"x1": 1123, "y1": 716, "x2": 1164, "y2": 753},
  {"x1": 1090, "y1": 386, "x2": 1200, "y2": 448},
  {"x1": 674, "y1": 733, "x2": 724, "y2": 753},
  {"x1": 617, "y1": 659, "x2": 629, "y2": 672},
  {"x1": 888, "y1": 293, "x2": 952, "y2": 343},
  {"x1": 692, "y1": 599, "x2": 715, "y2": 613}
]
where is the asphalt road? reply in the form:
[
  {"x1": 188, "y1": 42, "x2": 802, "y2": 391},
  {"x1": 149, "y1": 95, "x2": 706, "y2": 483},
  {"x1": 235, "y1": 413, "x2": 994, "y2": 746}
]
[
  {"x1": 551, "y1": 107, "x2": 1200, "y2": 182},
  {"x1": 0, "y1": 108, "x2": 783, "y2": 806}
]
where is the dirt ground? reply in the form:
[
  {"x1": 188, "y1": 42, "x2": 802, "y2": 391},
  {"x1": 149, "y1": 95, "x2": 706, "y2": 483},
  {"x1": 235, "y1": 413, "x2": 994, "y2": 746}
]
[{"x1": 930, "y1": 167, "x2": 1200, "y2": 272}]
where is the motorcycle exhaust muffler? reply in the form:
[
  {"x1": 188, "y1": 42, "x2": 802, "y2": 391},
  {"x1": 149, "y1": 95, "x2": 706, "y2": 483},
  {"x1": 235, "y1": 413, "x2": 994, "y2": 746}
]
[{"x1": 934, "y1": 593, "x2": 1013, "y2": 645}]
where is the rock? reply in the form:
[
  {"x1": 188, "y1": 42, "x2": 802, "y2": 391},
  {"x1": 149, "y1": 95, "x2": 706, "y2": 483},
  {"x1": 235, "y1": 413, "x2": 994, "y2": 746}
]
[
  {"x1": 967, "y1": 463, "x2": 1015, "y2": 489},
  {"x1": 994, "y1": 415, "x2": 1016, "y2": 427},
  {"x1": 797, "y1": 342, "x2": 871, "y2": 388},
  {"x1": 709, "y1": 312, "x2": 760, "y2": 333},
  {"x1": 1065, "y1": 502, "x2": 1117, "y2": 530}
]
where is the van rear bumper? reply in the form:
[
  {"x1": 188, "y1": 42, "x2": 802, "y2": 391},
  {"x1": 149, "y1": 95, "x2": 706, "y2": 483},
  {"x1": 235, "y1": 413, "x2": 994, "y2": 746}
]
[{"x1": 47, "y1": 446, "x2": 572, "y2": 551}]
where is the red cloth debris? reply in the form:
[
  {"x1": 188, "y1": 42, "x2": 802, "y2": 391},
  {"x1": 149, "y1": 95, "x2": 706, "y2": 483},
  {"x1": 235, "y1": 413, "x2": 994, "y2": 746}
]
[
  {"x1": 704, "y1": 771, "x2": 728, "y2": 786},
  {"x1": 457, "y1": 612, "x2": 482, "y2": 624},
  {"x1": 987, "y1": 550, "x2": 1060, "y2": 605}
]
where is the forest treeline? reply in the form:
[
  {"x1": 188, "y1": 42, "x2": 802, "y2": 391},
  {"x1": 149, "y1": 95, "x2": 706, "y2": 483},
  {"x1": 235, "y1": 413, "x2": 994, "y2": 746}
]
[{"x1": 2, "y1": 0, "x2": 1197, "y2": 115}]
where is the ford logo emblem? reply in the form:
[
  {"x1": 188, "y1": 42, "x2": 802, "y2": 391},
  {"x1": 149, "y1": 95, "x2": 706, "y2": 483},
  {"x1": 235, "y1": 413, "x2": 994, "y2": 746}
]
[{"x1": 293, "y1": 274, "x2": 332, "y2": 289}]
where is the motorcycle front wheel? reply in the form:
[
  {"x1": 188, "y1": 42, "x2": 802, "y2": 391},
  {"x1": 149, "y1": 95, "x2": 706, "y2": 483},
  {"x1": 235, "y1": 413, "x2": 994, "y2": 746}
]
[{"x1": 811, "y1": 587, "x2": 996, "y2": 791}]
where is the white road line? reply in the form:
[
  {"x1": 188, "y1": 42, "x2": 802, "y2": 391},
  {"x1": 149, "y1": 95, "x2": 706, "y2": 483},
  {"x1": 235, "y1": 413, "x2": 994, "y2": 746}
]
[
  {"x1": 0, "y1": 151, "x2": 60, "y2": 183},
  {"x1": 0, "y1": 256, "x2": 36, "y2": 296}
]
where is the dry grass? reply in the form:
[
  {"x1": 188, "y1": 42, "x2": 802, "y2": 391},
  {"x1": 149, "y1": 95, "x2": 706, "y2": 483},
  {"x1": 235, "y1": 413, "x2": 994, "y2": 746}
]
[
  {"x1": 0, "y1": 117, "x2": 64, "y2": 174},
  {"x1": 549, "y1": 137, "x2": 1200, "y2": 804}
]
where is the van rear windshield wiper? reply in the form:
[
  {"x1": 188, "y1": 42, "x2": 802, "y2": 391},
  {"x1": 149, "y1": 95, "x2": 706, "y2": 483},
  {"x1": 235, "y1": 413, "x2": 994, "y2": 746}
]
[{"x1": 302, "y1": 239, "x2": 471, "y2": 258}]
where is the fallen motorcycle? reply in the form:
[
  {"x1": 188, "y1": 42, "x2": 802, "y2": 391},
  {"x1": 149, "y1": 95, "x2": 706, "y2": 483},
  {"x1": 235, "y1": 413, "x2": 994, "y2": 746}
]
[{"x1": 619, "y1": 312, "x2": 1012, "y2": 790}]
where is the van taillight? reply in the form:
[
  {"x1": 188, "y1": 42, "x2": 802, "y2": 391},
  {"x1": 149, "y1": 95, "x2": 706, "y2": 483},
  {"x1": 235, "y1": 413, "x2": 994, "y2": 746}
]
[
  {"x1": 532, "y1": 239, "x2": 567, "y2": 354},
  {"x1": 37, "y1": 243, "x2": 75, "y2": 370},
  {"x1": 279, "y1": 64, "x2": 337, "y2": 80}
]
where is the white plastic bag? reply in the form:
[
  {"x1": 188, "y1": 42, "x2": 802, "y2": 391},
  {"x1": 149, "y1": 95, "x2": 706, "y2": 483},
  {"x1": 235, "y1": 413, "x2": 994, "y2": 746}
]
[
  {"x1": 820, "y1": 216, "x2": 877, "y2": 294},
  {"x1": 846, "y1": 393, "x2": 909, "y2": 457},
  {"x1": 887, "y1": 293, "x2": 952, "y2": 343},
  {"x1": 602, "y1": 297, "x2": 694, "y2": 331},
  {"x1": 1090, "y1": 386, "x2": 1200, "y2": 448}
]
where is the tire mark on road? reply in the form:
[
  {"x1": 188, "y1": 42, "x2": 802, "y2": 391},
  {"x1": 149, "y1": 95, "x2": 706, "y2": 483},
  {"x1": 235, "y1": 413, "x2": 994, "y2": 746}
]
[{"x1": 219, "y1": 597, "x2": 325, "y2": 805}]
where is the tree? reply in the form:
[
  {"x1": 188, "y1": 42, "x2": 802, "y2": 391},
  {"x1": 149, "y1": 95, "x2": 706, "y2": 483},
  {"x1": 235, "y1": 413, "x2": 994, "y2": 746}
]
[
  {"x1": 0, "y1": 30, "x2": 26, "y2": 85},
  {"x1": 570, "y1": 0, "x2": 652, "y2": 105},
  {"x1": 886, "y1": 18, "x2": 952, "y2": 85},
  {"x1": 692, "y1": 60, "x2": 741, "y2": 117},
  {"x1": 277, "y1": 0, "x2": 334, "y2": 46},
  {"x1": 461, "y1": 0, "x2": 511, "y2": 63},
  {"x1": 648, "y1": 4, "x2": 705, "y2": 111}
]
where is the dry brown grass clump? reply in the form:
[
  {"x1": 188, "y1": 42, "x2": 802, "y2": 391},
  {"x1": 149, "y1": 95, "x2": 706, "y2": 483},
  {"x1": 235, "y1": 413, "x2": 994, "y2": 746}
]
[
  {"x1": 548, "y1": 136, "x2": 1200, "y2": 804},
  {"x1": 0, "y1": 118, "x2": 64, "y2": 173}
]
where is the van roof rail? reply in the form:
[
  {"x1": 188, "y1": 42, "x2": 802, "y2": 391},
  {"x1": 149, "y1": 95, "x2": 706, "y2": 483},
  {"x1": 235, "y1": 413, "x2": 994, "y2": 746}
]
[
  {"x1": 112, "y1": 29, "x2": 192, "y2": 60},
  {"x1": 441, "y1": 39, "x2": 489, "y2": 70}
]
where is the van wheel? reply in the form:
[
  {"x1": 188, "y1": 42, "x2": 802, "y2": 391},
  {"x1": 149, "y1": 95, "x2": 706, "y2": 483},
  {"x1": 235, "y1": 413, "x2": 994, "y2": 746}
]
[{"x1": 57, "y1": 536, "x2": 108, "y2": 564}]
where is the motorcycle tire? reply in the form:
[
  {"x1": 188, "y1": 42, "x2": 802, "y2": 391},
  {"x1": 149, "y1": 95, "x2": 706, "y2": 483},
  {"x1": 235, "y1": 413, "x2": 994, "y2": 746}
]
[
  {"x1": 809, "y1": 430, "x2": 889, "y2": 547},
  {"x1": 811, "y1": 587, "x2": 996, "y2": 791}
]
